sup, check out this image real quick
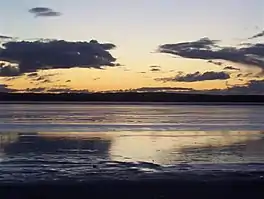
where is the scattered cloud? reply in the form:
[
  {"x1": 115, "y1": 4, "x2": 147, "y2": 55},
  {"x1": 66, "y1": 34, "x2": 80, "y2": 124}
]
[
  {"x1": 7, "y1": 86, "x2": 91, "y2": 93},
  {"x1": 29, "y1": 7, "x2": 62, "y2": 17},
  {"x1": 156, "y1": 71, "x2": 230, "y2": 82},
  {"x1": 0, "y1": 39, "x2": 118, "y2": 76},
  {"x1": 216, "y1": 80, "x2": 264, "y2": 95},
  {"x1": 25, "y1": 72, "x2": 60, "y2": 85},
  {"x1": 235, "y1": 72, "x2": 261, "y2": 78},
  {"x1": 0, "y1": 35, "x2": 13, "y2": 39},
  {"x1": 224, "y1": 66, "x2": 241, "y2": 71},
  {"x1": 158, "y1": 37, "x2": 264, "y2": 72},
  {"x1": 208, "y1": 60, "x2": 223, "y2": 66},
  {"x1": 150, "y1": 65, "x2": 161, "y2": 68},
  {"x1": 150, "y1": 68, "x2": 161, "y2": 72},
  {"x1": 248, "y1": 30, "x2": 264, "y2": 40},
  {"x1": 46, "y1": 88, "x2": 90, "y2": 93},
  {"x1": 27, "y1": 72, "x2": 38, "y2": 77},
  {"x1": 130, "y1": 87, "x2": 195, "y2": 92},
  {"x1": 149, "y1": 65, "x2": 161, "y2": 72},
  {"x1": 22, "y1": 87, "x2": 46, "y2": 92},
  {"x1": 93, "y1": 77, "x2": 100, "y2": 81}
]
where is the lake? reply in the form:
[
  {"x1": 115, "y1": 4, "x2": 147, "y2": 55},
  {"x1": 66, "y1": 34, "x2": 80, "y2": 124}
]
[{"x1": 0, "y1": 103, "x2": 264, "y2": 183}]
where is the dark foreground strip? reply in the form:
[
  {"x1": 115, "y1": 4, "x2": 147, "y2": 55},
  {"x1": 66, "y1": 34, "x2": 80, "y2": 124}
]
[{"x1": 0, "y1": 179, "x2": 264, "y2": 199}]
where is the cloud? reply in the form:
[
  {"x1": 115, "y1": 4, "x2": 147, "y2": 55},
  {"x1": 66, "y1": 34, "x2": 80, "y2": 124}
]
[
  {"x1": 223, "y1": 80, "x2": 264, "y2": 95},
  {"x1": 156, "y1": 71, "x2": 230, "y2": 82},
  {"x1": 23, "y1": 87, "x2": 46, "y2": 92},
  {"x1": 158, "y1": 37, "x2": 264, "y2": 72},
  {"x1": 27, "y1": 72, "x2": 38, "y2": 77},
  {"x1": 150, "y1": 65, "x2": 161, "y2": 68},
  {"x1": 35, "y1": 11, "x2": 61, "y2": 17},
  {"x1": 235, "y1": 72, "x2": 261, "y2": 78},
  {"x1": 29, "y1": 7, "x2": 62, "y2": 17},
  {"x1": 0, "y1": 39, "x2": 117, "y2": 76},
  {"x1": 26, "y1": 72, "x2": 60, "y2": 85},
  {"x1": 46, "y1": 88, "x2": 90, "y2": 93},
  {"x1": 248, "y1": 30, "x2": 264, "y2": 40},
  {"x1": 130, "y1": 87, "x2": 194, "y2": 92},
  {"x1": 208, "y1": 60, "x2": 223, "y2": 66},
  {"x1": 66, "y1": 80, "x2": 71, "y2": 83},
  {"x1": 0, "y1": 35, "x2": 13, "y2": 39},
  {"x1": 0, "y1": 63, "x2": 20, "y2": 76},
  {"x1": 224, "y1": 66, "x2": 241, "y2": 71},
  {"x1": 9, "y1": 86, "x2": 91, "y2": 93},
  {"x1": 149, "y1": 65, "x2": 161, "y2": 72},
  {"x1": 150, "y1": 68, "x2": 161, "y2": 72}
]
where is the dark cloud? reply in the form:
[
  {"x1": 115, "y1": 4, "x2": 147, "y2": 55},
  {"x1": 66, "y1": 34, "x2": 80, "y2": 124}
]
[
  {"x1": 0, "y1": 39, "x2": 117, "y2": 76},
  {"x1": 208, "y1": 60, "x2": 223, "y2": 66},
  {"x1": 23, "y1": 87, "x2": 46, "y2": 92},
  {"x1": 224, "y1": 66, "x2": 241, "y2": 71},
  {"x1": 158, "y1": 37, "x2": 264, "y2": 72},
  {"x1": 222, "y1": 80, "x2": 264, "y2": 95},
  {"x1": 0, "y1": 63, "x2": 20, "y2": 76},
  {"x1": 29, "y1": 7, "x2": 62, "y2": 17},
  {"x1": 25, "y1": 72, "x2": 60, "y2": 85},
  {"x1": 130, "y1": 87, "x2": 194, "y2": 92},
  {"x1": 46, "y1": 88, "x2": 90, "y2": 93},
  {"x1": 10, "y1": 86, "x2": 91, "y2": 93},
  {"x1": 0, "y1": 35, "x2": 13, "y2": 39},
  {"x1": 236, "y1": 73, "x2": 256, "y2": 78},
  {"x1": 66, "y1": 80, "x2": 71, "y2": 83},
  {"x1": 237, "y1": 73, "x2": 243, "y2": 78},
  {"x1": 150, "y1": 68, "x2": 161, "y2": 72},
  {"x1": 27, "y1": 72, "x2": 38, "y2": 77},
  {"x1": 150, "y1": 65, "x2": 161, "y2": 68},
  {"x1": 93, "y1": 77, "x2": 100, "y2": 81},
  {"x1": 35, "y1": 11, "x2": 61, "y2": 17},
  {"x1": 248, "y1": 30, "x2": 264, "y2": 40},
  {"x1": 156, "y1": 71, "x2": 230, "y2": 82},
  {"x1": 29, "y1": 7, "x2": 52, "y2": 13},
  {"x1": 149, "y1": 65, "x2": 161, "y2": 72}
]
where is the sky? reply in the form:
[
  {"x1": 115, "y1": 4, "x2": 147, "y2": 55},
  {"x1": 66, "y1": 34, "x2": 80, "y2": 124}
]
[{"x1": 1, "y1": 0, "x2": 264, "y2": 94}]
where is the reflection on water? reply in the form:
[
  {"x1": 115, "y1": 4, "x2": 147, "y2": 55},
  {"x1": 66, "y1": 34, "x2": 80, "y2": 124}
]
[
  {"x1": 1, "y1": 131, "x2": 264, "y2": 182},
  {"x1": 1, "y1": 131, "x2": 264, "y2": 164}
]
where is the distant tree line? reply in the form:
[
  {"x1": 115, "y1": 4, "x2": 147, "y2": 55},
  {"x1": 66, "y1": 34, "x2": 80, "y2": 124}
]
[{"x1": 0, "y1": 92, "x2": 264, "y2": 103}]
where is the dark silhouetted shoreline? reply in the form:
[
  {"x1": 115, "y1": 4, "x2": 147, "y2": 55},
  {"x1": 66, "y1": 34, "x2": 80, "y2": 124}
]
[
  {"x1": 1, "y1": 92, "x2": 264, "y2": 103},
  {"x1": 1, "y1": 177, "x2": 264, "y2": 199}
]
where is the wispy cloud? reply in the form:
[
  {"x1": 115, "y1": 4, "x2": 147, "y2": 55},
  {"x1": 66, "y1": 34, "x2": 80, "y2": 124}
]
[
  {"x1": 156, "y1": 71, "x2": 230, "y2": 82},
  {"x1": 248, "y1": 30, "x2": 264, "y2": 40},
  {"x1": 158, "y1": 37, "x2": 264, "y2": 73},
  {"x1": 29, "y1": 7, "x2": 62, "y2": 17},
  {"x1": 224, "y1": 66, "x2": 241, "y2": 71},
  {"x1": 130, "y1": 87, "x2": 194, "y2": 92},
  {"x1": 0, "y1": 35, "x2": 13, "y2": 39}
]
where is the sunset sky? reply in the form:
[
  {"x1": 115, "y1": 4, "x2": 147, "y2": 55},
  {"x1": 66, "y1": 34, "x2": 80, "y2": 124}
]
[{"x1": 1, "y1": 0, "x2": 264, "y2": 94}]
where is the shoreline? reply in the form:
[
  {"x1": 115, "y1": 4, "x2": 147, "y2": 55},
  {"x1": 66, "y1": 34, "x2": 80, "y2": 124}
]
[
  {"x1": 1, "y1": 101, "x2": 264, "y2": 105},
  {"x1": 1, "y1": 177, "x2": 264, "y2": 199}
]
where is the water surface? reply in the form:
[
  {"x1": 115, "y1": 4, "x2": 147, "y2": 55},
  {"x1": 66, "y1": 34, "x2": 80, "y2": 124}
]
[{"x1": 0, "y1": 104, "x2": 264, "y2": 183}]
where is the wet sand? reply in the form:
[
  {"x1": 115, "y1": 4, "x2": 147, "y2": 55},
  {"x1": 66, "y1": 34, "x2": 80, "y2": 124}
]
[{"x1": 1, "y1": 130, "x2": 264, "y2": 198}]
